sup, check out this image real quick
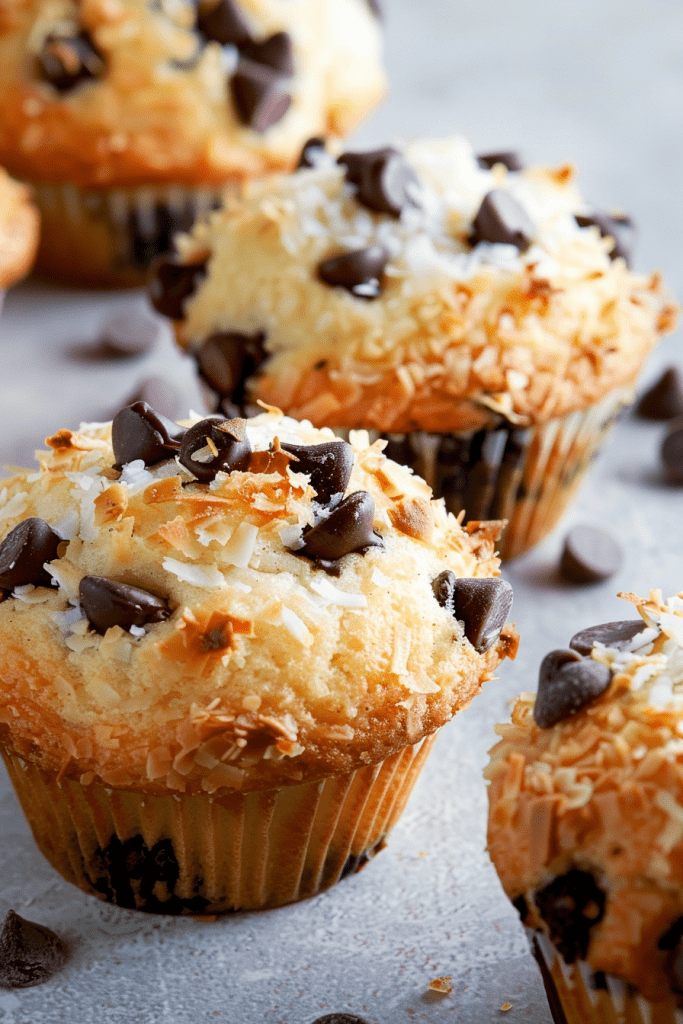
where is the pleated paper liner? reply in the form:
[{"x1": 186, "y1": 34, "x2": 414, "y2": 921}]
[
  {"x1": 31, "y1": 181, "x2": 229, "y2": 288},
  {"x1": 2, "y1": 733, "x2": 435, "y2": 915},
  {"x1": 530, "y1": 930, "x2": 683, "y2": 1024}
]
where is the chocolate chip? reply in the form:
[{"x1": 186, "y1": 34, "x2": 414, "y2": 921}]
[
  {"x1": 179, "y1": 417, "x2": 251, "y2": 482},
  {"x1": 575, "y1": 212, "x2": 635, "y2": 266},
  {"x1": 310, "y1": 1016, "x2": 370, "y2": 1024},
  {"x1": 0, "y1": 518, "x2": 62, "y2": 591},
  {"x1": 318, "y1": 245, "x2": 389, "y2": 299},
  {"x1": 148, "y1": 255, "x2": 208, "y2": 320},
  {"x1": 280, "y1": 441, "x2": 354, "y2": 506},
  {"x1": 301, "y1": 491, "x2": 383, "y2": 564},
  {"x1": 240, "y1": 32, "x2": 294, "y2": 76},
  {"x1": 91, "y1": 833, "x2": 208, "y2": 915},
  {"x1": 0, "y1": 910, "x2": 68, "y2": 988},
  {"x1": 534, "y1": 648, "x2": 612, "y2": 728},
  {"x1": 297, "y1": 136, "x2": 327, "y2": 170},
  {"x1": 659, "y1": 919, "x2": 683, "y2": 992},
  {"x1": 230, "y1": 59, "x2": 291, "y2": 132},
  {"x1": 120, "y1": 377, "x2": 184, "y2": 422},
  {"x1": 338, "y1": 147, "x2": 420, "y2": 217},
  {"x1": 451, "y1": 577, "x2": 513, "y2": 653},
  {"x1": 560, "y1": 525, "x2": 623, "y2": 584},
  {"x1": 569, "y1": 620, "x2": 648, "y2": 656},
  {"x1": 196, "y1": 0, "x2": 252, "y2": 46},
  {"x1": 195, "y1": 331, "x2": 266, "y2": 402},
  {"x1": 37, "y1": 31, "x2": 104, "y2": 92},
  {"x1": 79, "y1": 576, "x2": 170, "y2": 635},
  {"x1": 477, "y1": 151, "x2": 523, "y2": 172},
  {"x1": 662, "y1": 417, "x2": 683, "y2": 483},
  {"x1": 534, "y1": 870, "x2": 606, "y2": 963},
  {"x1": 512, "y1": 895, "x2": 529, "y2": 922},
  {"x1": 112, "y1": 402, "x2": 186, "y2": 469},
  {"x1": 432, "y1": 569, "x2": 456, "y2": 613},
  {"x1": 635, "y1": 367, "x2": 683, "y2": 420},
  {"x1": 471, "y1": 189, "x2": 535, "y2": 251}
]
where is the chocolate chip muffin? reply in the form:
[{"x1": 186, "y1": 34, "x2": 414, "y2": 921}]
[
  {"x1": 486, "y1": 590, "x2": 683, "y2": 1021},
  {"x1": 0, "y1": 0, "x2": 385, "y2": 286},
  {"x1": 151, "y1": 136, "x2": 677, "y2": 560},
  {"x1": 0, "y1": 404, "x2": 516, "y2": 913},
  {"x1": 0, "y1": 166, "x2": 39, "y2": 300}
]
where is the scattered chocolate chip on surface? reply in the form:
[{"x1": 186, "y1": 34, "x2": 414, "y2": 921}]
[
  {"x1": 470, "y1": 189, "x2": 535, "y2": 251},
  {"x1": 0, "y1": 910, "x2": 68, "y2": 989},
  {"x1": 230, "y1": 60, "x2": 291, "y2": 132},
  {"x1": 432, "y1": 569, "x2": 456, "y2": 613},
  {"x1": 196, "y1": 331, "x2": 266, "y2": 402},
  {"x1": 534, "y1": 870, "x2": 606, "y2": 963},
  {"x1": 301, "y1": 491, "x2": 383, "y2": 564},
  {"x1": 79, "y1": 576, "x2": 170, "y2": 635},
  {"x1": 297, "y1": 136, "x2": 327, "y2": 169},
  {"x1": 450, "y1": 577, "x2": 513, "y2": 653},
  {"x1": 112, "y1": 401, "x2": 186, "y2": 469},
  {"x1": 569, "y1": 619, "x2": 648, "y2": 656},
  {"x1": 179, "y1": 417, "x2": 251, "y2": 482},
  {"x1": 476, "y1": 151, "x2": 523, "y2": 172},
  {"x1": 0, "y1": 518, "x2": 62, "y2": 591},
  {"x1": 575, "y1": 211, "x2": 635, "y2": 266},
  {"x1": 662, "y1": 416, "x2": 683, "y2": 482},
  {"x1": 318, "y1": 245, "x2": 389, "y2": 299},
  {"x1": 338, "y1": 147, "x2": 420, "y2": 217},
  {"x1": 37, "y1": 31, "x2": 104, "y2": 91},
  {"x1": 310, "y1": 1016, "x2": 370, "y2": 1024},
  {"x1": 196, "y1": 0, "x2": 252, "y2": 46},
  {"x1": 148, "y1": 255, "x2": 208, "y2": 321},
  {"x1": 534, "y1": 648, "x2": 612, "y2": 728},
  {"x1": 635, "y1": 366, "x2": 683, "y2": 420},
  {"x1": 280, "y1": 440, "x2": 354, "y2": 506},
  {"x1": 99, "y1": 307, "x2": 163, "y2": 359},
  {"x1": 560, "y1": 524, "x2": 623, "y2": 584},
  {"x1": 120, "y1": 377, "x2": 184, "y2": 422},
  {"x1": 240, "y1": 31, "x2": 294, "y2": 75}
]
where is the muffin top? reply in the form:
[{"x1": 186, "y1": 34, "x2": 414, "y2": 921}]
[
  {"x1": 0, "y1": 0, "x2": 385, "y2": 188},
  {"x1": 486, "y1": 589, "x2": 683, "y2": 1001},
  {"x1": 0, "y1": 166, "x2": 39, "y2": 287},
  {"x1": 0, "y1": 406, "x2": 517, "y2": 796},
  {"x1": 159, "y1": 136, "x2": 677, "y2": 432}
]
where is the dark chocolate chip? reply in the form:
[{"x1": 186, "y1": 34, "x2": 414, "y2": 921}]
[
  {"x1": 560, "y1": 525, "x2": 623, "y2": 584},
  {"x1": 240, "y1": 31, "x2": 293, "y2": 76},
  {"x1": 450, "y1": 577, "x2": 513, "y2": 653},
  {"x1": 635, "y1": 367, "x2": 683, "y2": 421},
  {"x1": 301, "y1": 491, "x2": 383, "y2": 564},
  {"x1": 534, "y1": 870, "x2": 606, "y2": 963},
  {"x1": 476, "y1": 151, "x2": 523, "y2": 172},
  {"x1": 318, "y1": 245, "x2": 389, "y2": 299},
  {"x1": 338, "y1": 147, "x2": 420, "y2": 217},
  {"x1": 79, "y1": 576, "x2": 170, "y2": 635},
  {"x1": 230, "y1": 59, "x2": 291, "y2": 132},
  {"x1": 112, "y1": 402, "x2": 186, "y2": 469},
  {"x1": 432, "y1": 569, "x2": 456, "y2": 613},
  {"x1": 178, "y1": 417, "x2": 251, "y2": 482},
  {"x1": 662, "y1": 417, "x2": 683, "y2": 483},
  {"x1": 0, "y1": 910, "x2": 68, "y2": 988},
  {"x1": 569, "y1": 620, "x2": 648, "y2": 656},
  {"x1": 534, "y1": 648, "x2": 612, "y2": 729},
  {"x1": 196, "y1": 0, "x2": 252, "y2": 46},
  {"x1": 148, "y1": 255, "x2": 208, "y2": 321},
  {"x1": 37, "y1": 31, "x2": 104, "y2": 92},
  {"x1": 91, "y1": 833, "x2": 208, "y2": 915},
  {"x1": 280, "y1": 440, "x2": 354, "y2": 506},
  {"x1": 0, "y1": 518, "x2": 62, "y2": 591},
  {"x1": 120, "y1": 377, "x2": 184, "y2": 422},
  {"x1": 310, "y1": 1016, "x2": 370, "y2": 1024},
  {"x1": 512, "y1": 894, "x2": 529, "y2": 922},
  {"x1": 471, "y1": 189, "x2": 535, "y2": 251},
  {"x1": 297, "y1": 136, "x2": 327, "y2": 170},
  {"x1": 575, "y1": 212, "x2": 635, "y2": 266},
  {"x1": 99, "y1": 308, "x2": 162, "y2": 358},
  {"x1": 195, "y1": 331, "x2": 266, "y2": 402}
]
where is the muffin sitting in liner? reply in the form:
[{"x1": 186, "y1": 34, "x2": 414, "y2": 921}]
[
  {"x1": 0, "y1": 166, "x2": 39, "y2": 305},
  {"x1": 0, "y1": 404, "x2": 516, "y2": 914},
  {"x1": 486, "y1": 589, "x2": 683, "y2": 1022},
  {"x1": 0, "y1": 0, "x2": 385, "y2": 286},
  {"x1": 151, "y1": 136, "x2": 677, "y2": 559}
]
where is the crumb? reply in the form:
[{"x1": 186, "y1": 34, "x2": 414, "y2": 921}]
[
  {"x1": 428, "y1": 976, "x2": 452, "y2": 994},
  {"x1": 500, "y1": 1003, "x2": 513, "y2": 1012}
]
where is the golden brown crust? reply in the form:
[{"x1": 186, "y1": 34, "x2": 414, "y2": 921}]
[{"x1": 0, "y1": 168, "x2": 39, "y2": 287}]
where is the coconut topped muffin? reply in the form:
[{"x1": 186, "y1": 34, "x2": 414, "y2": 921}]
[
  {"x1": 0, "y1": 0, "x2": 385, "y2": 188},
  {"x1": 0, "y1": 406, "x2": 516, "y2": 798},
  {"x1": 0, "y1": 167, "x2": 39, "y2": 288},
  {"x1": 486, "y1": 589, "x2": 683, "y2": 1003},
  {"x1": 156, "y1": 135, "x2": 676, "y2": 432}
]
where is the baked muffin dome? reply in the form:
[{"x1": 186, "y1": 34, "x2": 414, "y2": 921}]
[{"x1": 0, "y1": 166, "x2": 39, "y2": 288}]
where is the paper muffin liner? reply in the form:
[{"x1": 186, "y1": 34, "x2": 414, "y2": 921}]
[
  {"x1": 31, "y1": 181, "x2": 230, "y2": 288},
  {"x1": 1, "y1": 732, "x2": 435, "y2": 915},
  {"x1": 529, "y1": 930, "x2": 683, "y2": 1024}
]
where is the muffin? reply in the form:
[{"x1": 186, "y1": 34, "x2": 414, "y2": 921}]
[
  {"x1": 486, "y1": 589, "x2": 683, "y2": 1022},
  {"x1": 0, "y1": 166, "x2": 39, "y2": 304},
  {"x1": 0, "y1": 403, "x2": 517, "y2": 914},
  {"x1": 150, "y1": 136, "x2": 677, "y2": 560},
  {"x1": 0, "y1": 0, "x2": 385, "y2": 287}
]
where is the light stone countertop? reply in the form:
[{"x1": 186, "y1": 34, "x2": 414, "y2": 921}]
[{"x1": 1, "y1": 1, "x2": 682, "y2": 1021}]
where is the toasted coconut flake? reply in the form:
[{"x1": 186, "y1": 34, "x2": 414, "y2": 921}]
[
  {"x1": 45, "y1": 429, "x2": 109, "y2": 452},
  {"x1": 162, "y1": 557, "x2": 226, "y2": 589},
  {"x1": 388, "y1": 496, "x2": 434, "y2": 541},
  {"x1": 309, "y1": 577, "x2": 367, "y2": 609},
  {"x1": 280, "y1": 606, "x2": 313, "y2": 646},
  {"x1": 428, "y1": 977, "x2": 452, "y2": 994},
  {"x1": 223, "y1": 521, "x2": 258, "y2": 568}
]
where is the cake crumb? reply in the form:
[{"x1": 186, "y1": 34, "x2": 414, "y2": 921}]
[{"x1": 428, "y1": 976, "x2": 452, "y2": 994}]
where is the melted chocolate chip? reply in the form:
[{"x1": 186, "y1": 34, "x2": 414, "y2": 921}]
[
  {"x1": 301, "y1": 491, "x2": 383, "y2": 564},
  {"x1": 636, "y1": 367, "x2": 683, "y2": 421},
  {"x1": 112, "y1": 402, "x2": 186, "y2": 469},
  {"x1": 79, "y1": 576, "x2": 170, "y2": 635},
  {"x1": 318, "y1": 245, "x2": 389, "y2": 299},
  {"x1": 451, "y1": 577, "x2": 513, "y2": 653},
  {"x1": 0, "y1": 518, "x2": 62, "y2": 591},
  {"x1": 297, "y1": 136, "x2": 327, "y2": 170},
  {"x1": 560, "y1": 525, "x2": 623, "y2": 584},
  {"x1": 179, "y1": 417, "x2": 251, "y2": 482},
  {"x1": 310, "y1": 1016, "x2": 370, "y2": 1024},
  {"x1": 662, "y1": 417, "x2": 683, "y2": 483},
  {"x1": 534, "y1": 870, "x2": 606, "y2": 963},
  {"x1": 477, "y1": 151, "x2": 523, "y2": 172},
  {"x1": 338, "y1": 147, "x2": 420, "y2": 217},
  {"x1": 240, "y1": 31, "x2": 294, "y2": 75},
  {"x1": 534, "y1": 648, "x2": 612, "y2": 729},
  {"x1": 575, "y1": 212, "x2": 635, "y2": 266},
  {"x1": 569, "y1": 620, "x2": 647, "y2": 656},
  {"x1": 230, "y1": 59, "x2": 291, "y2": 132},
  {"x1": 432, "y1": 569, "x2": 456, "y2": 613},
  {"x1": 37, "y1": 31, "x2": 104, "y2": 92},
  {"x1": 0, "y1": 910, "x2": 68, "y2": 988},
  {"x1": 196, "y1": 0, "x2": 252, "y2": 46},
  {"x1": 471, "y1": 189, "x2": 535, "y2": 251},
  {"x1": 280, "y1": 441, "x2": 354, "y2": 506},
  {"x1": 195, "y1": 331, "x2": 266, "y2": 403},
  {"x1": 148, "y1": 255, "x2": 208, "y2": 321}
]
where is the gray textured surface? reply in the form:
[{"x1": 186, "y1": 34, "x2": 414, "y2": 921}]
[{"x1": 0, "y1": 0, "x2": 682, "y2": 1020}]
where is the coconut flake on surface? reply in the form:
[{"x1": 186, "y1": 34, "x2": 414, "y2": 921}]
[
  {"x1": 0, "y1": 491, "x2": 28, "y2": 521},
  {"x1": 119, "y1": 460, "x2": 154, "y2": 493},
  {"x1": 280, "y1": 606, "x2": 313, "y2": 646},
  {"x1": 52, "y1": 509, "x2": 80, "y2": 540},
  {"x1": 660, "y1": 613, "x2": 683, "y2": 648},
  {"x1": 162, "y1": 557, "x2": 226, "y2": 589},
  {"x1": 309, "y1": 577, "x2": 367, "y2": 609},
  {"x1": 129, "y1": 624, "x2": 146, "y2": 637},
  {"x1": 279, "y1": 522, "x2": 304, "y2": 550},
  {"x1": 223, "y1": 522, "x2": 258, "y2": 568},
  {"x1": 371, "y1": 568, "x2": 392, "y2": 587},
  {"x1": 50, "y1": 603, "x2": 84, "y2": 633},
  {"x1": 11, "y1": 584, "x2": 51, "y2": 604},
  {"x1": 195, "y1": 517, "x2": 234, "y2": 547}
]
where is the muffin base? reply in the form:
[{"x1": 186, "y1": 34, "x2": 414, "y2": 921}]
[{"x1": 2, "y1": 733, "x2": 435, "y2": 914}]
